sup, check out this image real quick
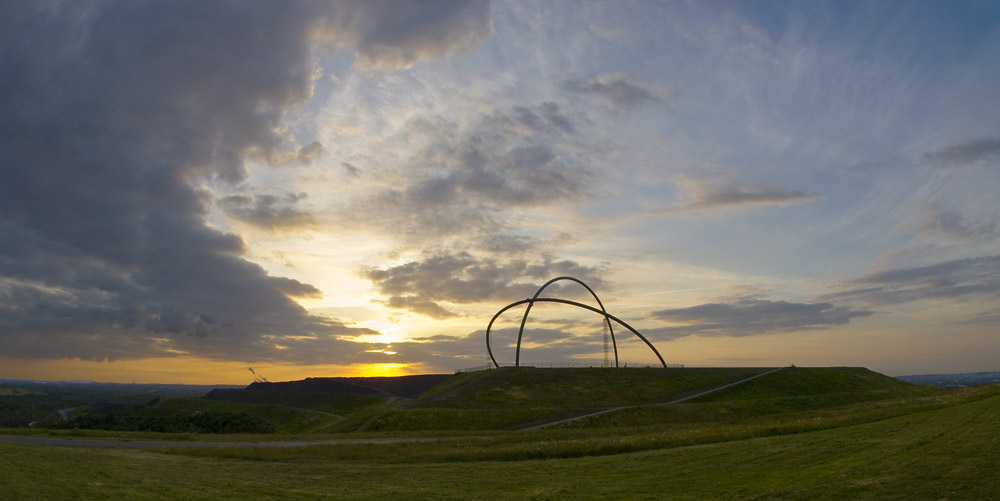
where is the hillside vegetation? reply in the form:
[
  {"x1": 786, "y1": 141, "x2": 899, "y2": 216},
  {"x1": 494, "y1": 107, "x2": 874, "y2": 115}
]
[{"x1": 19, "y1": 367, "x2": 939, "y2": 434}]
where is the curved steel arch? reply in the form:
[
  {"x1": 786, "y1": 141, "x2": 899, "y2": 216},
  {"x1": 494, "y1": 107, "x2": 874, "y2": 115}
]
[{"x1": 485, "y1": 277, "x2": 666, "y2": 369}]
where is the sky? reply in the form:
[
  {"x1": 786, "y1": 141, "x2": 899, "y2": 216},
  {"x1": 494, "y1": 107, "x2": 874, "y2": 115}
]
[{"x1": 1, "y1": 0, "x2": 998, "y2": 385}]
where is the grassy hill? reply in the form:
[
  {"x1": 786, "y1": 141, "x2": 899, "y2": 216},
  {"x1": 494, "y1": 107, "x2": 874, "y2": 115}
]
[
  {"x1": 2, "y1": 380, "x2": 998, "y2": 499},
  {"x1": 690, "y1": 366, "x2": 924, "y2": 401},
  {"x1": 360, "y1": 366, "x2": 935, "y2": 431},
  {"x1": 551, "y1": 366, "x2": 939, "y2": 429},
  {"x1": 27, "y1": 366, "x2": 939, "y2": 434}
]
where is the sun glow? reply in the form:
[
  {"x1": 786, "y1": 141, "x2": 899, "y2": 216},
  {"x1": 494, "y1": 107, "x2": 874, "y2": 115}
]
[
  {"x1": 355, "y1": 363, "x2": 413, "y2": 377},
  {"x1": 0, "y1": 356, "x2": 427, "y2": 385}
]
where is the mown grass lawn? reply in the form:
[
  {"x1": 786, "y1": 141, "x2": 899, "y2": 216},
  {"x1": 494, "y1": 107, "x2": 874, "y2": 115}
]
[{"x1": 2, "y1": 386, "x2": 998, "y2": 500}]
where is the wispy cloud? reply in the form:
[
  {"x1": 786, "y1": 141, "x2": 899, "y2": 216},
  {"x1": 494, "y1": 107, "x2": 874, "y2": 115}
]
[
  {"x1": 819, "y1": 255, "x2": 1000, "y2": 306},
  {"x1": 647, "y1": 297, "x2": 872, "y2": 339},
  {"x1": 561, "y1": 74, "x2": 665, "y2": 111},
  {"x1": 661, "y1": 176, "x2": 822, "y2": 213},
  {"x1": 922, "y1": 138, "x2": 1000, "y2": 166},
  {"x1": 913, "y1": 204, "x2": 997, "y2": 241}
]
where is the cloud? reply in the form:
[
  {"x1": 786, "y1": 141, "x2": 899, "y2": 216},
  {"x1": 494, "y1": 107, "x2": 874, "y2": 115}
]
[
  {"x1": 913, "y1": 204, "x2": 997, "y2": 241},
  {"x1": 663, "y1": 176, "x2": 822, "y2": 212},
  {"x1": 0, "y1": 0, "x2": 492, "y2": 363},
  {"x1": 219, "y1": 192, "x2": 317, "y2": 231},
  {"x1": 296, "y1": 141, "x2": 325, "y2": 164},
  {"x1": 819, "y1": 255, "x2": 1000, "y2": 306},
  {"x1": 647, "y1": 297, "x2": 873, "y2": 339},
  {"x1": 336, "y1": 102, "x2": 596, "y2": 243},
  {"x1": 960, "y1": 309, "x2": 1000, "y2": 327},
  {"x1": 476, "y1": 233, "x2": 541, "y2": 255},
  {"x1": 922, "y1": 138, "x2": 1000, "y2": 166},
  {"x1": 346, "y1": 0, "x2": 492, "y2": 72},
  {"x1": 561, "y1": 74, "x2": 664, "y2": 111},
  {"x1": 385, "y1": 296, "x2": 457, "y2": 320},
  {"x1": 363, "y1": 251, "x2": 607, "y2": 317},
  {"x1": 371, "y1": 326, "x2": 606, "y2": 370},
  {"x1": 342, "y1": 162, "x2": 362, "y2": 178}
]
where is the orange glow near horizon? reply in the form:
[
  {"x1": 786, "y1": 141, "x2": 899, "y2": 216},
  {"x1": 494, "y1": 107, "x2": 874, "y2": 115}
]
[{"x1": 0, "y1": 356, "x2": 429, "y2": 385}]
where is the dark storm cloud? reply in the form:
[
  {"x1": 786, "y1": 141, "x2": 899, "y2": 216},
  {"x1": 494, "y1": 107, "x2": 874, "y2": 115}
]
[
  {"x1": 0, "y1": 0, "x2": 492, "y2": 363},
  {"x1": 219, "y1": 192, "x2": 317, "y2": 231},
  {"x1": 363, "y1": 251, "x2": 606, "y2": 318},
  {"x1": 341, "y1": 101, "x2": 596, "y2": 243},
  {"x1": 922, "y1": 138, "x2": 1000, "y2": 166},
  {"x1": 561, "y1": 74, "x2": 663, "y2": 110},
  {"x1": 647, "y1": 297, "x2": 873, "y2": 339},
  {"x1": 819, "y1": 255, "x2": 1000, "y2": 306}
]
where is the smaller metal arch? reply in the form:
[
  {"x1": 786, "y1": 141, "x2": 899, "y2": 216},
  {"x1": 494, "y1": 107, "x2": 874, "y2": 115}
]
[{"x1": 514, "y1": 276, "x2": 618, "y2": 368}]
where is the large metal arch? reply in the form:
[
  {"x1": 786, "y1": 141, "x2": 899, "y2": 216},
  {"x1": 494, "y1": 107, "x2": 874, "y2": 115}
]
[{"x1": 485, "y1": 277, "x2": 666, "y2": 369}]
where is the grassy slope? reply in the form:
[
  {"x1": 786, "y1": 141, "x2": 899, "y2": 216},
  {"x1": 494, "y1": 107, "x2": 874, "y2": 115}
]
[
  {"x1": 2, "y1": 385, "x2": 998, "y2": 499},
  {"x1": 690, "y1": 367, "x2": 929, "y2": 401},
  {"x1": 352, "y1": 368, "x2": 764, "y2": 431},
  {"x1": 367, "y1": 367, "x2": 928, "y2": 431},
  {"x1": 207, "y1": 389, "x2": 385, "y2": 415},
  {"x1": 363, "y1": 367, "x2": 770, "y2": 431},
  {"x1": 137, "y1": 398, "x2": 344, "y2": 434},
  {"x1": 560, "y1": 367, "x2": 938, "y2": 428},
  {"x1": 413, "y1": 367, "x2": 770, "y2": 409}
]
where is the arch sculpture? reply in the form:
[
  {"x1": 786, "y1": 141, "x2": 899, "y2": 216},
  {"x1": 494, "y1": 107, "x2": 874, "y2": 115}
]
[{"x1": 485, "y1": 276, "x2": 667, "y2": 368}]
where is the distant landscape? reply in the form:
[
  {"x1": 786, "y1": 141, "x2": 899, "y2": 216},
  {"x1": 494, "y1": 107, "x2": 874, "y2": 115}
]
[
  {"x1": 3, "y1": 366, "x2": 999, "y2": 498},
  {"x1": 896, "y1": 371, "x2": 1000, "y2": 388}
]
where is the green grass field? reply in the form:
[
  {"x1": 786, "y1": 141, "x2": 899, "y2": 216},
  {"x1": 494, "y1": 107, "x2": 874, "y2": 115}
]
[{"x1": 2, "y1": 368, "x2": 998, "y2": 499}]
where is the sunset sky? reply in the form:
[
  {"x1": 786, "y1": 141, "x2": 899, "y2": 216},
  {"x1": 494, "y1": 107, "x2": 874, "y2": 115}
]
[{"x1": 2, "y1": 0, "x2": 998, "y2": 385}]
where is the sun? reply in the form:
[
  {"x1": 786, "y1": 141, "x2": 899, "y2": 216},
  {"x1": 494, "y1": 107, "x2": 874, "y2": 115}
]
[{"x1": 353, "y1": 363, "x2": 413, "y2": 377}]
